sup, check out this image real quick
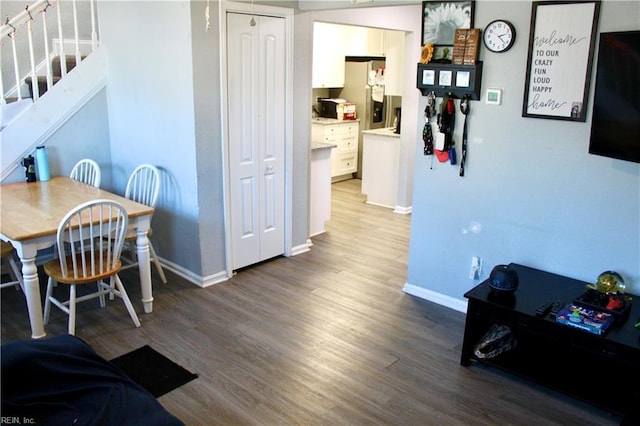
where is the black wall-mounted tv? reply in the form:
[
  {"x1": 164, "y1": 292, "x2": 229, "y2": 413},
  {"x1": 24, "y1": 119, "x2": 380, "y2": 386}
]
[{"x1": 588, "y1": 30, "x2": 640, "y2": 163}]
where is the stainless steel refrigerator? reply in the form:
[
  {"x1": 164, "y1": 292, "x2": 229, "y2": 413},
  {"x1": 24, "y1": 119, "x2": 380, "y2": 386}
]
[{"x1": 339, "y1": 59, "x2": 402, "y2": 179}]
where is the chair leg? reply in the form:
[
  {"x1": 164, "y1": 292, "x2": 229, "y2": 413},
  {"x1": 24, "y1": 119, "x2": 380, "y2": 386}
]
[
  {"x1": 68, "y1": 284, "x2": 77, "y2": 335},
  {"x1": 149, "y1": 242, "x2": 167, "y2": 284},
  {"x1": 98, "y1": 281, "x2": 106, "y2": 307},
  {"x1": 109, "y1": 277, "x2": 116, "y2": 301},
  {"x1": 43, "y1": 277, "x2": 55, "y2": 324},
  {"x1": 8, "y1": 255, "x2": 23, "y2": 291},
  {"x1": 113, "y1": 275, "x2": 141, "y2": 328}
]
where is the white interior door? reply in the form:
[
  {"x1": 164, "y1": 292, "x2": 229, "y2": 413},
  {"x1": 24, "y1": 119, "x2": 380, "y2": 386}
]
[{"x1": 227, "y1": 12, "x2": 286, "y2": 270}]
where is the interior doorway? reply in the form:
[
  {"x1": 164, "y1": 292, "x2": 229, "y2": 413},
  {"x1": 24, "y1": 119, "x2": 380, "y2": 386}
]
[
  {"x1": 312, "y1": 22, "x2": 415, "y2": 223},
  {"x1": 221, "y1": 2, "x2": 294, "y2": 274}
]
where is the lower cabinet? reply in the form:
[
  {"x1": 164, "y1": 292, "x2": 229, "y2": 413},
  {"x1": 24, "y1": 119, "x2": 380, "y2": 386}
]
[
  {"x1": 311, "y1": 120, "x2": 359, "y2": 180},
  {"x1": 309, "y1": 145, "x2": 334, "y2": 237},
  {"x1": 361, "y1": 129, "x2": 401, "y2": 209}
]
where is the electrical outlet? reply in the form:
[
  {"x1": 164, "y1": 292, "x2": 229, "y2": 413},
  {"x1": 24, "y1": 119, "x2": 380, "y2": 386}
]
[{"x1": 469, "y1": 256, "x2": 482, "y2": 279}]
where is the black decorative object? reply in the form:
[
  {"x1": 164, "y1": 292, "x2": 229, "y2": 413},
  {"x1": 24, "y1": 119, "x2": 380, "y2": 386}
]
[
  {"x1": 488, "y1": 264, "x2": 519, "y2": 293},
  {"x1": 417, "y1": 62, "x2": 482, "y2": 100}
]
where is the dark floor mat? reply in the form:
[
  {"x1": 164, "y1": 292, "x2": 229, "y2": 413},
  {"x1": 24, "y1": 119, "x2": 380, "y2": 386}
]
[{"x1": 109, "y1": 345, "x2": 198, "y2": 398}]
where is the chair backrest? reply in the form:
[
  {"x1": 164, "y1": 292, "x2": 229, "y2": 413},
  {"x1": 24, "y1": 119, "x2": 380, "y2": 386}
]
[
  {"x1": 56, "y1": 200, "x2": 128, "y2": 281},
  {"x1": 125, "y1": 164, "x2": 160, "y2": 208},
  {"x1": 69, "y1": 159, "x2": 101, "y2": 188}
]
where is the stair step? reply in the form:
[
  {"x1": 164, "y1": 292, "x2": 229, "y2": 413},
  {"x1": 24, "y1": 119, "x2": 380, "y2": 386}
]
[
  {"x1": 23, "y1": 55, "x2": 85, "y2": 99},
  {"x1": 52, "y1": 55, "x2": 84, "y2": 77},
  {"x1": 24, "y1": 76, "x2": 63, "y2": 98}
]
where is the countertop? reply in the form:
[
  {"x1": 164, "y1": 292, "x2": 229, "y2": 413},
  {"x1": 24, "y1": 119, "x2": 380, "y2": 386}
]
[
  {"x1": 311, "y1": 117, "x2": 360, "y2": 125},
  {"x1": 361, "y1": 127, "x2": 401, "y2": 138},
  {"x1": 312, "y1": 142, "x2": 337, "y2": 151}
]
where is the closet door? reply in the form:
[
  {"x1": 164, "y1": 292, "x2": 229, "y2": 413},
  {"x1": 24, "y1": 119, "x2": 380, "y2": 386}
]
[{"x1": 227, "y1": 13, "x2": 286, "y2": 270}]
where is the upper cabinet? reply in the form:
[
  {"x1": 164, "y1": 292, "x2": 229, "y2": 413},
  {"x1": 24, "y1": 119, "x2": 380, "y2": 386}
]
[
  {"x1": 383, "y1": 30, "x2": 405, "y2": 96},
  {"x1": 312, "y1": 23, "x2": 405, "y2": 93},
  {"x1": 343, "y1": 26, "x2": 385, "y2": 57},
  {"x1": 312, "y1": 23, "x2": 346, "y2": 88}
]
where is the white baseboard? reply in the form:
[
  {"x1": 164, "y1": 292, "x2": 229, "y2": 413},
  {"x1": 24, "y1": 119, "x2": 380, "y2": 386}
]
[
  {"x1": 402, "y1": 282, "x2": 468, "y2": 313},
  {"x1": 290, "y1": 241, "x2": 311, "y2": 256},
  {"x1": 393, "y1": 205, "x2": 412, "y2": 215},
  {"x1": 156, "y1": 240, "x2": 312, "y2": 288},
  {"x1": 156, "y1": 257, "x2": 228, "y2": 288}
]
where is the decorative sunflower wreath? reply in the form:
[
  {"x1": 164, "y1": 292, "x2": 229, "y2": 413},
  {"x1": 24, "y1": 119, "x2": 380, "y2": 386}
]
[{"x1": 420, "y1": 43, "x2": 434, "y2": 64}]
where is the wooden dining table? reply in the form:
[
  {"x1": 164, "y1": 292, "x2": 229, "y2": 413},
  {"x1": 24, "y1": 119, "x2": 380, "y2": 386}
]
[{"x1": 0, "y1": 176, "x2": 156, "y2": 338}]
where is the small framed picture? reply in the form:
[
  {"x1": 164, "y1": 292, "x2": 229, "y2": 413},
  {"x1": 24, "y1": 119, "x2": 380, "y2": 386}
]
[
  {"x1": 439, "y1": 70, "x2": 452, "y2": 86},
  {"x1": 422, "y1": 69, "x2": 436, "y2": 86},
  {"x1": 486, "y1": 88, "x2": 503, "y2": 105},
  {"x1": 456, "y1": 71, "x2": 470, "y2": 87}
]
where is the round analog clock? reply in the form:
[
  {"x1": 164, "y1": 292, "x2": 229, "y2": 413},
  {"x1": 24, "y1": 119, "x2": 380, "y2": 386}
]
[{"x1": 483, "y1": 19, "x2": 516, "y2": 53}]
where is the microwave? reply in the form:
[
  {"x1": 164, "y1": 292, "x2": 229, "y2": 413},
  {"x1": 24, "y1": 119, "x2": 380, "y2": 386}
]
[
  {"x1": 318, "y1": 99, "x2": 356, "y2": 120},
  {"x1": 318, "y1": 98, "x2": 344, "y2": 119}
]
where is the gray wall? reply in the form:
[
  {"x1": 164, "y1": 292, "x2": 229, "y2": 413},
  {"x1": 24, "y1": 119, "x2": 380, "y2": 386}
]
[
  {"x1": 190, "y1": 1, "x2": 227, "y2": 278},
  {"x1": 3, "y1": 88, "x2": 112, "y2": 185},
  {"x1": 96, "y1": 0, "x2": 307, "y2": 283},
  {"x1": 98, "y1": 1, "x2": 204, "y2": 277},
  {"x1": 405, "y1": 0, "x2": 640, "y2": 306},
  {"x1": 297, "y1": 0, "x2": 639, "y2": 307},
  {"x1": 9, "y1": 0, "x2": 636, "y2": 300}
]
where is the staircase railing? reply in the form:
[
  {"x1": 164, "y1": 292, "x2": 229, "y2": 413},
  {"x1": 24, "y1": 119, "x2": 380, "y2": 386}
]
[{"x1": 0, "y1": 0, "x2": 99, "y2": 106}]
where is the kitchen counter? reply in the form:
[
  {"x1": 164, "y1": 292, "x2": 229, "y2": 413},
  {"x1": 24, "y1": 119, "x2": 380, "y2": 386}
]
[
  {"x1": 311, "y1": 142, "x2": 337, "y2": 151},
  {"x1": 311, "y1": 117, "x2": 360, "y2": 125},
  {"x1": 361, "y1": 127, "x2": 400, "y2": 138}
]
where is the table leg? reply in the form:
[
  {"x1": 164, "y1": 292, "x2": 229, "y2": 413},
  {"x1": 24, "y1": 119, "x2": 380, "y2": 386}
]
[
  {"x1": 136, "y1": 228, "x2": 154, "y2": 313},
  {"x1": 20, "y1": 253, "x2": 46, "y2": 339}
]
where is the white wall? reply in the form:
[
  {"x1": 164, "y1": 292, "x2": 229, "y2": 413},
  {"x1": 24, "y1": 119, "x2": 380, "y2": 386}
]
[{"x1": 404, "y1": 0, "x2": 640, "y2": 311}]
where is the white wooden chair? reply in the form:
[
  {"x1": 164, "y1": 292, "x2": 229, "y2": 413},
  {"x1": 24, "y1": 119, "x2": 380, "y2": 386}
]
[
  {"x1": 43, "y1": 199, "x2": 141, "y2": 335},
  {"x1": 0, "y1": 241, "x2": 23, "y2": 291},
  {"x1": 69, "y1": 159, "x2": 101, "y2": 187},
  {"x1": 120, "y1": 164, "x2": 167, "y2": 284}
]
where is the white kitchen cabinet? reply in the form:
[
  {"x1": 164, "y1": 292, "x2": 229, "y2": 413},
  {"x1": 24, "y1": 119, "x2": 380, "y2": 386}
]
[
  {"x1": 383, "y1": 30, "x2": 405, "y2": 96},
  {"x1": 312, "y1": 23, "x2": 345, "y2": 88},
  {"x1": 311, "y1": 119, "x2": 359, "y2": 180},
  {"x1": 343, "y1": 26, "x2": 385, "y2": 57},
  {"x1": 312, "y1": 23, "x2": 404, "y2": 93}
]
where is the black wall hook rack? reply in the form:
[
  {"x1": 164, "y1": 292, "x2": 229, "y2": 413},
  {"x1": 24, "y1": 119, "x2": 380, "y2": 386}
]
[{"x1": 416, "y1": 62, "x2": 483, "y2": 100}]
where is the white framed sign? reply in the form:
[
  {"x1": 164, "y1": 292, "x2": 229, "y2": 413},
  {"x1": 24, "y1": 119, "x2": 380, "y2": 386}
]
[{"x1": 522, "y1": 1, "x2": 600, "y2": 122}]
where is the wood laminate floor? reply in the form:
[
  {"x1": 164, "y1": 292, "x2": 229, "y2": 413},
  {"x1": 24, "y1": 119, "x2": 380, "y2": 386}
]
[{"x1": 1, "y1": 179, "x2": 620, "y2": 425}]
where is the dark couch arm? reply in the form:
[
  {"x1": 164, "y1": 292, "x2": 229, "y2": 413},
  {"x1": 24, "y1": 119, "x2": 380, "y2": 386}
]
[{"x1": 1, "y1": 334, "x2": 183, "y2": 426}]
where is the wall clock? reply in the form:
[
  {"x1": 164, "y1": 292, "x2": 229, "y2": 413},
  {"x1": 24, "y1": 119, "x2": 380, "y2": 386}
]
[{"x1": 483, "y1": 19, "x2": 516, "y2": 53}]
